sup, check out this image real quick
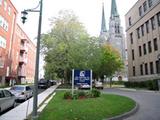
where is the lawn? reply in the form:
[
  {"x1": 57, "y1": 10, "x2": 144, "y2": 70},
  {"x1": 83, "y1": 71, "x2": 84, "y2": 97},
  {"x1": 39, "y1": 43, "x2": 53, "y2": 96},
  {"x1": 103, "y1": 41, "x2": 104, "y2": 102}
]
[{"x1": 38, "y1": 91, "x2": 135, "y2": 120}]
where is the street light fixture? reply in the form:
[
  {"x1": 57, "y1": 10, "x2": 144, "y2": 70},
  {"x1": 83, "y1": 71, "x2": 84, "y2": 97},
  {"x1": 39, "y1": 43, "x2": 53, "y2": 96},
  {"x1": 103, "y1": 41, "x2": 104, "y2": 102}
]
[{"x1": 21, "y1": 0, "x2": 43, "y2": 119}]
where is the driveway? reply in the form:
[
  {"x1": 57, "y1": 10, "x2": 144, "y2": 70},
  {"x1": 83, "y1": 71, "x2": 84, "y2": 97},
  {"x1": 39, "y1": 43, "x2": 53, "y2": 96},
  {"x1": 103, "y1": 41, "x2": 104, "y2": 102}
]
[{"x1": 103, "y1": 88, "x2": 160, "y2": 120}]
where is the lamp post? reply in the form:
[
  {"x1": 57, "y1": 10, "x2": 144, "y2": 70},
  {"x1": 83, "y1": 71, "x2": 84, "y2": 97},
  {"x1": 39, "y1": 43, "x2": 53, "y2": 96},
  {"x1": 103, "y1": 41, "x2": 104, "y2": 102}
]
[{"x1": 21, "y1": 0, "x2": 43, "y2": 119}]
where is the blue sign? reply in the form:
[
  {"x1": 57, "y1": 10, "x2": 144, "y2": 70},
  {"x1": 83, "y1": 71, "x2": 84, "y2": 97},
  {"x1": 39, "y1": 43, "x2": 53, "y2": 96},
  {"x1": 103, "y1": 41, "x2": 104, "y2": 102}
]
[{"x1": 74, "y1": 70, "x2": 91, "y2": 86}]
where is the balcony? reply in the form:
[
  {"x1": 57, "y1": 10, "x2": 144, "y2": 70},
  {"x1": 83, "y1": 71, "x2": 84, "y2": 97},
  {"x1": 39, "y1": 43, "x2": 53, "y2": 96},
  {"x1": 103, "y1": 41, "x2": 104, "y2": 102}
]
[
  {"x1": 19, "y1": 56, "x2": 27, "y2": 64},
  {"x1": 20, "y1": 45, "x2": 28, "y2": 52},
  {"x1": 18, "y1": 68, "x2": 26, "y2": 77}
]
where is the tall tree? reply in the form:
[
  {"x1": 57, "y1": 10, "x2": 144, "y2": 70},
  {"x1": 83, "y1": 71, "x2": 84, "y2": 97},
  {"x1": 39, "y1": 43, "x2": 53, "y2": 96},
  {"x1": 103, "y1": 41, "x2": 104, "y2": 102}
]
[{"x1": 41, "y1": 10, "x2": 123, "y2": 83}]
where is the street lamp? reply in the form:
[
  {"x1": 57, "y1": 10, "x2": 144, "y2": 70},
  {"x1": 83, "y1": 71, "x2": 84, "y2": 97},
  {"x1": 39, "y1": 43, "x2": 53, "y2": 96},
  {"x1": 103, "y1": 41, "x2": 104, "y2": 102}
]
[{"x1": 21, "y1": 0, "x2": 43, "y2": 119}]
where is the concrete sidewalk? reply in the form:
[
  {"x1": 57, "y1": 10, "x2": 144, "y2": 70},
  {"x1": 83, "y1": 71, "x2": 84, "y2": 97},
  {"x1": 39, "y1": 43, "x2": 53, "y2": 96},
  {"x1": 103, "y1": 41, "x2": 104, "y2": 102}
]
[{"x1": 0, "y1": 85, "x2": 58, "y2": 120}]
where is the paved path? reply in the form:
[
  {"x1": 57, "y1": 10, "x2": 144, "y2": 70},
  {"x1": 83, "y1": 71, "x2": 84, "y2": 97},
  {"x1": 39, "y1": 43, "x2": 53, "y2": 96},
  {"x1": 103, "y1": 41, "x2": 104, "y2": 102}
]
[
  {"x1": 103, "y1": 88, "x2": 160, "y2": 120},
  {"x1": 0, "y1": 85, "x2": 58, "y2": 120}
]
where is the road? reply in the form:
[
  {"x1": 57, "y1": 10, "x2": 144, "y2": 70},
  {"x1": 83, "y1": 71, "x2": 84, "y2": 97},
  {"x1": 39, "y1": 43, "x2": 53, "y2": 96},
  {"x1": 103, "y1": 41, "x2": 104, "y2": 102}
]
[{"x1": 103, "y1": 88, "x2": 160, "y2": 120}]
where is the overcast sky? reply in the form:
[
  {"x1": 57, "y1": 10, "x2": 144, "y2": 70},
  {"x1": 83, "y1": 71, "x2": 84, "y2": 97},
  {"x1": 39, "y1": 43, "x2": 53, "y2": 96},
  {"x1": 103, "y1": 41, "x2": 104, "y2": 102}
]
[
  {"x1": 12, "y1": 0, "x2": 137, "y2": 77},
  {"x1": 12, "y1": 0, "x2": 137, "y2": 40}
]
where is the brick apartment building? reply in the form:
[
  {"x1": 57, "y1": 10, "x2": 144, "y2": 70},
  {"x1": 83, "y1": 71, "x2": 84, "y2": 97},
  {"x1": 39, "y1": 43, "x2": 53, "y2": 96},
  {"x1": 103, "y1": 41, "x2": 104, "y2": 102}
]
[
  {"x1": 125, "y1": 0, "x2": 160, "y2": 81},
  {"x1": 0, "y1": 0, "x2": 36, "y2": 85}
]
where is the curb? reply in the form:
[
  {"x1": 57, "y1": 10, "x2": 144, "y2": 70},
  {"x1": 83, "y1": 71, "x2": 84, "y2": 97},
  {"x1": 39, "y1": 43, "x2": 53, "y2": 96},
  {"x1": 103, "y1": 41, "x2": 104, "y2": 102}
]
[
  {"x1": 107, "y1": 102, "x2": 139, "y2": 120},
  {"x1": 116, "y1": 88, "x2": 160, "y2": 93}
]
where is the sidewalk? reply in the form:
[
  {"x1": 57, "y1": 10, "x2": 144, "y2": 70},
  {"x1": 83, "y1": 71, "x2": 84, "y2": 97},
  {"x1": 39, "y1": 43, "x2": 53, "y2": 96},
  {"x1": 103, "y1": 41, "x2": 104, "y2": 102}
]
[{"x1": 0, "y1": 85, "x2": 59, "y2": 120}]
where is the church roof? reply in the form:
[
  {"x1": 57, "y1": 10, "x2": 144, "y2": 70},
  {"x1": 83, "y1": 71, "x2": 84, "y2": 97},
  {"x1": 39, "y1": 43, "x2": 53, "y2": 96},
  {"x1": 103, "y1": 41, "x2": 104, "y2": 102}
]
[
  {"x1": 101, "y1": 3, "x2": 107, "y2": 33},
  {"x1": 110, "y1": 0, "x2": 119, "y2": 18}
]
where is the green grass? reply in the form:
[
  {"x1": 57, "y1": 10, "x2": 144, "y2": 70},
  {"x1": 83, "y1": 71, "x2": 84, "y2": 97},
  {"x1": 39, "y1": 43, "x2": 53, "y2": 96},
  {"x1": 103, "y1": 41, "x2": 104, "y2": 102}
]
[{"x1": 38, "y1": 91, "x2": 135, "y2": 120}]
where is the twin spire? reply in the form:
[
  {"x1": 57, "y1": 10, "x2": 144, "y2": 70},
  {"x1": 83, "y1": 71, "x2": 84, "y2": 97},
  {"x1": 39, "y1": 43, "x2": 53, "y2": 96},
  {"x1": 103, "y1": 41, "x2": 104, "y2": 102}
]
[
  {"x1": 100, "y1": 0, "x2": 119, "y2": 33},
  {"x1": 101, "y1": 3, "x2": 107, "y2": 33}
]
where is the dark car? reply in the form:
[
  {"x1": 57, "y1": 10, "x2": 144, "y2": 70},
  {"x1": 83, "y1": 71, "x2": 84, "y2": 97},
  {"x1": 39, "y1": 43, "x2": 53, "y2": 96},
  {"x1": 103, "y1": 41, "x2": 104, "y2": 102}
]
[
  {"x1": 49, "y1": 80, "x2": 57, "y2": 86},
  {"x1": 38, "y1": 79, "x2": 50, "y2": 89}
]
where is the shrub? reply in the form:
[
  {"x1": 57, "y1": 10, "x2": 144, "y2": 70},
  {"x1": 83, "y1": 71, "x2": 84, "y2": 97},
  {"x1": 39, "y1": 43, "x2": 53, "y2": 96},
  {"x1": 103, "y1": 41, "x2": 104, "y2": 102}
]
[
  {"x1": 91, "y1": 89, "x2": 101, "y2": 97},
  {"x1": 78, "y1": 91, "x2": 86, "y2": 97},
  {"x1": 64, "y1": 91, "x2": 72, "y2": 99},
  {"x1": 124, "y1": 80, "x2": 159, "y2": 90}
]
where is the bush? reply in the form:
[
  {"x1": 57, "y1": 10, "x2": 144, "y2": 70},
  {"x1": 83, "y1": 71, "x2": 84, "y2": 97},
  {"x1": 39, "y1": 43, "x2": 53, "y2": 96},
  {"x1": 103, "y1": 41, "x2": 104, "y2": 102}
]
[
  {"x1": 91, "y1": 89, "x2": 101, "y2": 97},
  {"x1": 124, "y1": 80, "x2": 159, "y2": 90},
  {"x1": 78, "y1": 91, "x2": 85, "y2": 97},
  {"x1": 64, "y1": 91, "x2": 72, "y2": 99}
]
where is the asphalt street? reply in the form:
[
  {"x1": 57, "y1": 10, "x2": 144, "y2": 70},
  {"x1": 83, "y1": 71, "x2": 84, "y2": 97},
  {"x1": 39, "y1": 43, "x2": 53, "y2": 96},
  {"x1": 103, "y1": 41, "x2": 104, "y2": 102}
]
[{"x1": 103, "y1": 88, "x2": 160, "y2": 120}]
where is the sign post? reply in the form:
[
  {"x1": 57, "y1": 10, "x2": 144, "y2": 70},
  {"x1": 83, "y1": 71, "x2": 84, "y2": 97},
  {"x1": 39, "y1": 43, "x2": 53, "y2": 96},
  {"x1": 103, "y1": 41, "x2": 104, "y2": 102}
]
[
  {"x1": 90, "y1": 70, "x2": 92, "y2": 90},
  {"x1": 72, "y1": 69, "x2": 74, "y2": 96},
  {"x1": 72, "y1": 69, "x2": 92, "y2": 92}
]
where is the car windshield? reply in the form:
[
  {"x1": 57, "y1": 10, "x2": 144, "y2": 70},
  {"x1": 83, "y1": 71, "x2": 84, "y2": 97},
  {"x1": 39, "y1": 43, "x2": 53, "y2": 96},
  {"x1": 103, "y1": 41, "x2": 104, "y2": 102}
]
[{"x1": 10, "y1": 86, "x2": 25, "y2": 91}]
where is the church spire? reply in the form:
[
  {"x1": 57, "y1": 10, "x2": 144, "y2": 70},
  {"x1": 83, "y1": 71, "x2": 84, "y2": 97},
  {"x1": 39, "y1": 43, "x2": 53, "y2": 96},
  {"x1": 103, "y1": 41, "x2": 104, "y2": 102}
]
[
  {"x1": 110, "y1": 0, "x2": 119, "y2": 18},
  {"x1": 101, "y1": 2, "x2": 107, "y2": 33}
]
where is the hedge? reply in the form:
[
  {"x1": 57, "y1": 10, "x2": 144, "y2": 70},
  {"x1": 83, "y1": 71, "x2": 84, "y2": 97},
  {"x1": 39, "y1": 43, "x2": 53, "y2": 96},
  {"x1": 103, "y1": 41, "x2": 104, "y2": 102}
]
[{"x1": 124, "y1": 80, "x2": 159, "y2": 90}]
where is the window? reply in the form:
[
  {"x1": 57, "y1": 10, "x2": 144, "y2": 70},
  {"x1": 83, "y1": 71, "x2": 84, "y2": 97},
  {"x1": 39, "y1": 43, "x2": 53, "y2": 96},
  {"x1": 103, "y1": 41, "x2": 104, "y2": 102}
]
[
  {"x1": 4, "y1": 0, "x2": 7, "y2": 11},
  {"x1": 139, "y1": 6, "x2": 142, "y2": 16},
  {"x1": 145, "y1": 63, "x2": 148, "y2": 75},
  {"x1": 8, "y1": 6, "x2": 11, "y2": 15},
  {"x1": 153, "y1": 38, "x2": 158, "y2": 51},
  {"x1": 156, "y1": 60, "x2": 160, "y2": 74},
  {"x1": 143, "y1": 44, "x2": 147, "y2": 55},
  {"x1": 129, "y1": 17, "x2": 132, "y2": 26},
  {"x1": 115, "y1": 24, "x2": 120, "y2": 33},
  {"x1": 3, "y1": 90, "x2": 12, "y2": 97},
  {"x1": 145, "y1": 20, "x2": 149, "y2": 33},
  {"x1": 0, "y1": 90, "x2": 5, "y2": 98},
  {"x1": 0, "y1": 0, "x2": 2, "y2": 5},
  {"x1": 150, "y1": 62, "x2": 154, "y2": 74},
  {"x1": 132, "y1": 49, "x2": 134, "y2": 60},
  {"x1": 140, "y1": 64, "x2": 143, "y2": 75},
  {"x1": 137, "y1": 27, "x2": 140, "y2": 39},
  {"x1": 139, "y1": 46, "x2": 142, "y2": 56},
  {"x1": 148, "y1": 0, "x2": 152, "y2": 7},
  {"x1": 130, "y1": 32, "x2": 133, "y2": 44},
  {"x1": 148, "y1": 41, "x2": 152, "y2": 53},
  {"x1": 133, "y1": 66, "x2": 135, "y2": 76},
  {"x1": 0, "y1": 15, "x2": 3, "y2": 27},
  {"x1": 141, "y1": 24, "x2": 144, "y2": 36},
  {"x1": 157, "y1": 12, "x2": 160, "y2": 26},
  {"x1": 143, "y1": 1, "x2": 147, "y2": 12},
  {"x1": 151, "y1": 17, "x2": 156, "y2": 30}
]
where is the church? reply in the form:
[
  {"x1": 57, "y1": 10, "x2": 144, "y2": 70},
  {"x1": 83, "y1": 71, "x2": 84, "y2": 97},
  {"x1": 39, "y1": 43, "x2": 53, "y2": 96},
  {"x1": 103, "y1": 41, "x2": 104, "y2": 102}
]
[{"x1": 99, "y1": 0, "x2": 127, "y2": 80}]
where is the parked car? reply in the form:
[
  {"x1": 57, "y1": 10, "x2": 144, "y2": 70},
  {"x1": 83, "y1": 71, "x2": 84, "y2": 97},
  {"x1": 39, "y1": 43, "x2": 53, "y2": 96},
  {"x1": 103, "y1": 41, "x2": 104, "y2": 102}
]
[
  {"x1": 49, "y1": 80, "x2": 57, "y2": 86},
  {"x1": 38, "y1": 79, "x2": 50, "y2": 89},
  {"x1": 0, "y1": 89, "x2": 16, "y2": 113},
  {"x1": 94, "y1": 81, "x2": 103, "y2": 89},
  {"x1": 79, "y1": 83, "x2": 90, "y2": 89},
  {"x1": 10, "y1": 85, "x2": 33, "y2": 102}
]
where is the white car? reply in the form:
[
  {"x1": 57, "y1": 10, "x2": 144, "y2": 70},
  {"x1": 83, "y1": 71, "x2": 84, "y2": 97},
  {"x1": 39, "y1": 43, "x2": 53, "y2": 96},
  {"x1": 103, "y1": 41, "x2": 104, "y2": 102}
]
[
  {"x1": 0, "y1": 89, "x2": 16, "y2": 113},
  {"x1": 10, "y1": 85, "x2": 33, "y2": 101},
  {"x1": 79, "y1": 83, "x2": 90, "y2": 89},
  {"x1": 95, "y1": 82, "x2": 103, "y2": 89}
]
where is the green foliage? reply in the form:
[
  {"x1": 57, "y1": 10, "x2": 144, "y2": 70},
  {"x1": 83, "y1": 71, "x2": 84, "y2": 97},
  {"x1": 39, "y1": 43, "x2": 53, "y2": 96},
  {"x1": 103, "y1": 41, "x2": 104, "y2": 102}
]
[
  {"x1": 63, "y1": 91, "x2": 72, "y2": 99},
  {"x1": 77, "y1": 91, "x2": 86, "y2": 97},
  {"x1": 41, "y1": 10, "x2": 123, "y2": 83},
  {"x1": 124, "y1": 80, "x2": 159, "y2": 90},
  {"x1": 91, "y1": 89, "x2": 101, "y2": 97},
  {"x1": 39, "y1": 91, "x2": 136, "y2": 120},
  {"x1": 63, "y1": 89, "x2": 101, "y2": 100}
]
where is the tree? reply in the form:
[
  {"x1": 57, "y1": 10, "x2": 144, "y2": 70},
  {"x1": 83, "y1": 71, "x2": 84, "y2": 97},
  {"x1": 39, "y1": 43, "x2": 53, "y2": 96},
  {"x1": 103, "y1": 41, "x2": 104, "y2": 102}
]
[{"x1": 41, "y1": 10, "x2": 124, "y2": 83}]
